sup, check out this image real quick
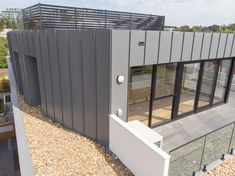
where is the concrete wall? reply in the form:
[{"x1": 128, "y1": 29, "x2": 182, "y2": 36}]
[
  {"x1": 109, "y1": 114, "x2": 170, "y2": 176},
  {"x1": 110, "y1": 30, "x2": 235, "y2": 120},
  {"x1": 7, "y1": 29, "x2": 111, "y2": 146}
]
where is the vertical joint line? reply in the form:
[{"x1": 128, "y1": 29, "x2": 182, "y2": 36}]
[
  {"x1": 208, "y1": 33, "x2": 213, "y2": 59},
  {"x1": 199, "y1": 33, "x2": 205, "y2": 60},
  {"x1": 223, "y1": 33, "x2": 229, "y2": 58},
  {"x1": 169, "y1": 32, "x2": 174, "y2": 63},
  {"x1": 180, "y1": 32, "x2": 185, "y2": 62},
  {"x1": 190, "y1": 32, "x2": 195, "y2": 61},
  {"x1": 216, "y1": 33, "x2": 221, "y2": 58}
]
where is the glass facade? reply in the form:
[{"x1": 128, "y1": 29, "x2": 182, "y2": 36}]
[
  {"x1": 213, "y1": 60, "x2": 232, "y2": 104},
  {"x1": 128, "y1": 58, "x2": 234, "y2": 127},
  {"x1": 151, "y1": 64, "x2": 177, "y2": 126},
  {"x1": 128, "y1": 66, "x2": 152, "y2": 125},
  {"x1": 178, "y1": 63, "x2": 200, "y2": 115}
]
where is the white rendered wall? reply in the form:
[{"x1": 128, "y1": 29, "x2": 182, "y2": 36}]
[{"x1": 109, "y1": 115, "x2": 170, "y2": 176}]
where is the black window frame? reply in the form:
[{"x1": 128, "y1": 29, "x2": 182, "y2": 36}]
[{"x1": 127, "y1": 57, "x2": 235, "y2": 127}]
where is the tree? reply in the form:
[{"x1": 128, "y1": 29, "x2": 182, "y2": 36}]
[
  {"x1": 0, "y1": 17, "x2": 17, "y2": 31},
  {"x1": 0, "y1": 37, "x2": 8, "y2": 68}
]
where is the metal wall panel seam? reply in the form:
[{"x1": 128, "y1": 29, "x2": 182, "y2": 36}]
[
  {"x1": 169, "y1": 32, "x2": 174, "y2": 63},
  {"x1": 157, "y1": 31, "x2": 161, "y2": 64},
  {"x1": 180, "y1": 32, "x2": 185, "y2": 62},
  {"x1": 38, "y1": 31, "x2": 48, "y2": 115},
  {"x1": 94, "y1": 29, "x2": 98, "y2": 140},
  {"x1": 223, "y1": 33, "x2": 229, "y2": 58},
  {"x1": 230, "y1": 34, "x2": 235, "y2": 57},
  {"x1": 207, "y1": 33, "x2": 213, "y2": 60},
  {"x1": 199, "y1": 33, "x2": 205, "y2": 60},
  {"x1": 67, "y1": 30, "x2": 74, "y2": 130},
  {"x1": 216, "y1": 33, "x2": 222, "y2": 58},
  {"x1": 143, "y1": 31, "x2": 147, "y2": 65},
  {"x1": 108, "y1": 30, "x2": 112, "y2": 118},
  {"x1": 190, "y1": 32, "x2": 195, "y2": 61},
  {"x1": 80, "y1": 30, "x2": 85, "y2": 134},
  {"x1": 55, "y1": 30, "x2": 64, "y2": 125},
  {"x1": 25, "y1": 31, "x2": 33, "y2": 105},
  {"x1": 46, "y1": 30, "x2": 56, "y2": 121},
  {"x1": 126, "y1": 30, "x2": 131, "y2": 122}
]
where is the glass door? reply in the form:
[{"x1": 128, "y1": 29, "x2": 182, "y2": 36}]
[
  {"x1": 150, "y1": 63, "x2": 177, "y2": 126},
  {"x1": 178, "y1": 63, "x2": 200, "y2": 116},
  {"x1": 197, "y1": 61, "x2": 218, "y2": 109}
]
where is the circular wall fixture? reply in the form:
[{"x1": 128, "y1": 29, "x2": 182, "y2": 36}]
[{"x1": 117, "y1": 75, "x2": 124, "y2": 84}]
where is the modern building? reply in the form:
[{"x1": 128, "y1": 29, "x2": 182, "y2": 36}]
[
  {"x1": 1, "y1": 8, "x2": 21, "y2": 20},
  {"x1": 7, "y1": 3, "x2": 235, "y2": 176}
]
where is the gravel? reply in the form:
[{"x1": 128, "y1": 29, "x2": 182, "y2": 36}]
[
  {"x1": 18, "y1": 94, "x2": 133, "y2": 176},
  {"x1": 205, "y1": 156, "x2": 235, "y2": 176}
]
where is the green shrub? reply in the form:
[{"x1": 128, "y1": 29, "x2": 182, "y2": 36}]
[{"x1": 0, "y1": 37, "x2": 8, "y2": 68}]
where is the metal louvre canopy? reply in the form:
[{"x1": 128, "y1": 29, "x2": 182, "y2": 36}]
[{"x1": 22, "y1": 3, "x2": 165, "y2": 30}]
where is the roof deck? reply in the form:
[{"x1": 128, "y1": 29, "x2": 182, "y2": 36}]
[{"x1": 154, "y1": 89, "x2": 235, "y2": 153}]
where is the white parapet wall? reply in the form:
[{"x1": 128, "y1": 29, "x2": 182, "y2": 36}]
[{"x1": 109, "y1": 114, "x2": 170, "y2": 176}]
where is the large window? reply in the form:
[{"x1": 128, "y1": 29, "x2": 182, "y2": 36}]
[
  {"x1": 213, "y1": 60, "x2": 232, "y2": 104},
  {"x1": 198, "y1": 61, "x2": 218, "y2": 108},
  {"x1": 178, "y1": 63, "x2": 200, "y2": 115},
  {"x1": 128, "y1": 58, "x2": 234, "y2": 127},
  {"x1": 151, "y1": 64, "x2": 177, "y2": 126},
  {"x1": 128, "y1": 66, "x2": 152, "y2": 125}
]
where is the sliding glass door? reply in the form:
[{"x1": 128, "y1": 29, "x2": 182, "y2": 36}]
[
  {"x1": 150, "y1": 63, "x2": 177, "y2": 126},
  {"x1": 197, "y1": 61, "x2": 218, "y2": 109},
  {"x1": 178, "y1": 63, "x2": 200, "y2": 116},
  {"x1": 213, "y1": 59, "x2": 232, "y2": 104},
  {"x1": 128, "y1": 66, "x2": 152, "y2": 125}
]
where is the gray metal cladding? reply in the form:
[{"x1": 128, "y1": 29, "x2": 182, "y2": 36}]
[
  {"x1": 209, "y1": 33, "x2": 220, "y2": 59},
  {"x1": 47, "y1": 30, "x2": 63, "y2": 124},
  {"x1": 32, "y1": 31, "x2": 47, "y2": 116},
  {"x1": 224, "y1": 34, "x2": 234, "y2": 57},
  {"x1": 144, "y1": 31, "x2": 159, "y2": 65},
  {"x1": 81, "y1": 30, "x2": 97, "y2": 140},
  {"x1": 158, "y1": 31, "x2": 172, "y2": 64},
  {"x1": 95, "y1": 30, "x2": 111, "y2": 145},
  {"x1": 201, "y1": 33, "x2": 212, "y2": 60},
  {"x1": 8, "y1": 29, "x2": 111, "y2": 147},
  {"x1": 171, "y1": 32, "x2": 183, "y2": 63},
  {"x1": 39, "y1": 31, "x2": 55, "y2": 119},
  {"x1": 217, "y1": 33, "x2": 227, "y2": 58},
  {"x1": 111, "y1": 30, "x2": 129, "y2": 122},
  {"x1": 130, "y1": 30, "x2": 145, "y2": 66},
  {"x1": 57, "y1": 30, "x2": 73, "y2": 129},
  {"x1": 68, "y1": 30, "x2": 84, "y2": 134},
  {"x1": 181, "y1": 32, "x2": 194, "y2": 61},
  {"x1": 191, "y1": 33, "x2": 203, "y2": 61},
  {"x1": 231, "y1": 35, "x2": 235, "y2": 57}
]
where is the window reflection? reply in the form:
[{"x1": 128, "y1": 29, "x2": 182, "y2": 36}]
[
  {"x1": 213, "y1": 60, "x2": 231, "y2": 104},
  {"x1": 128, "y1": 66, "x2": 152, "y2": 125}
]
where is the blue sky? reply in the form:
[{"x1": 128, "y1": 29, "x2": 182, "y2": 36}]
[{"x1": 0, "y1": 0, "x2": 234, "y2": 26}]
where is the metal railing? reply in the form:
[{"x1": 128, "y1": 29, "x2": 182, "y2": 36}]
[
  {"x1": 21, "y1": 3, "x2": 165, "y2": 30},
  {"x1": 168, "y1": 122, "x2": 235, "y2": 176}
]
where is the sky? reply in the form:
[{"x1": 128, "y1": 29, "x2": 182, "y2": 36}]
[{"x1": 0, "y1": 0, "x2": 234, "y2": 26}]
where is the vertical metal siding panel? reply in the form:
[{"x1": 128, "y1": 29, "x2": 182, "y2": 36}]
[
  {"x1": 130, "y1": 30, "x2": 145, "y2": 66},
  {"x1": 68, "y1": 30, "x2": 84, "y2": 134},
  {"x1": 224, "y1": 34, "x2": 234, "y2": 57},
  {"x1": 171, "y1": 32, "x2": 183, "y2": 63},
  {"x1": 47, "y1": 30, "x2": 63, "y2": 124},
  {"x1": 209, "y1": 33, "x2": 220, "y2": 59},
  {"x1": 158, "y1": 31, "x2": 172, "y2": 64},
  {"x1": 231, "y1": 35, "x2": 235, "y2": 57},
  {"x1": 192, "y1": 33, "x2": 203, "y2": 61},
  {"x1": 82, "y1": 30, "x2": 97, "y2": 140},
  {"x1": 19, "y1": 31, "x2": 30, "y2": 103},
  {"x1": 144, "y1": 31, "x2": 159, "y2": 65},
  {"x1": 182, "y1": 32, "x2": 194, "y2": 61},
  {"x1": 111, "y1": 30, "x2": 129, "y2": 122},
  {"x1": 201, "y1": 33, "x2": 212, "y2": 60},
  {"x1": 27, "y1": 31, "x2": 35, "y2": 57},
  {"x1": 22, "y1": 31, "x2": 29, "y2": 56},
  {"x1": 32, "y1": 31, "x2": 47, "y2": 116},
  {"x1": 95, "y1": 30, "x2": 111, "y2": 146},
  {"x1": 39, "y1": 31, "x2": 54, "y2": 118},
  {"x1": 217, "y1": 33, "x2": 227, "y2": 58},
  {"x1": 57, "y1": 30, "x2": 73, "y2": 129}
]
